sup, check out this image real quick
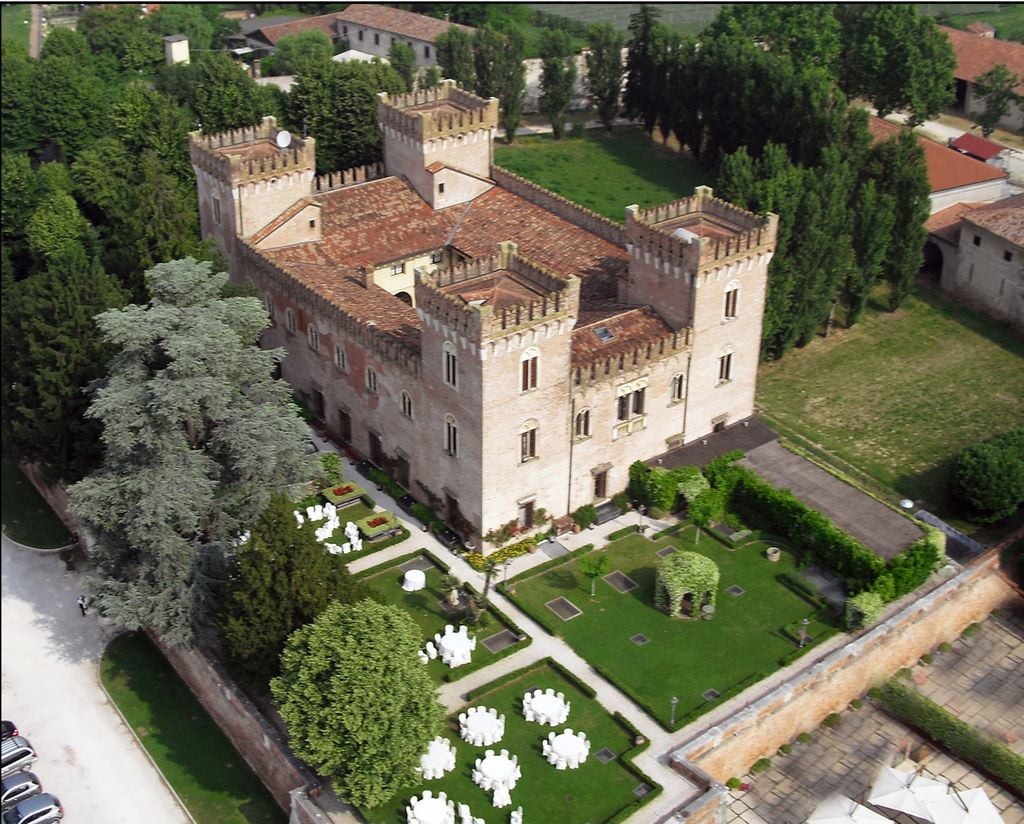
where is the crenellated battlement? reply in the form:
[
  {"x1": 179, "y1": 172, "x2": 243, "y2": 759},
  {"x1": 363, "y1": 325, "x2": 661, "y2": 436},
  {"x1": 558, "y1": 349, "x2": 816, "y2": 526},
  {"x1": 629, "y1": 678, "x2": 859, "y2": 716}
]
[
  {"x1": 377, "y1": 80, "x2": 498, "y2": 143},
  {"x1": 417, "y1": 243, "x2": 579, "y2": 342},
  {"x1": 313, "y1": 163, "x2": 386, "y2": 194},
  {"x1": 189, "y1": 116, "x2": 316, "y2": 186},
  {"x1": 572, "y1": 328, "x2": 690, "y2": 389}
]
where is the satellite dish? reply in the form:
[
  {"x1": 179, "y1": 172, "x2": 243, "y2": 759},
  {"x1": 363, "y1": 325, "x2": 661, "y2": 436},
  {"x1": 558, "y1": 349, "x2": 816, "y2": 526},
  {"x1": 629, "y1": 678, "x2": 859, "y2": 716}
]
[{"x1": 275, "y1": 130, "x2": 292, "y2": 149}]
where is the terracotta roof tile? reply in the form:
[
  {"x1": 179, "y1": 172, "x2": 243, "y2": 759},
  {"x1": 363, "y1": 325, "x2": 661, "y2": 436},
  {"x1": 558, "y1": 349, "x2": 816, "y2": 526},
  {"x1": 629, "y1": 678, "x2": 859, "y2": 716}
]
[
  {"x1": 939, "y1": 25, "x2": 1024, "y2": 95},
  {"x1": 949, "y1": 133, "x2": 1005, "y2": 161},
  {"x1": 336, "y1": 4, "x2": 474, "y2": 42},
  {"x1": 252, "y1": 12, "x2": 344, "y2": 47},
  {"x1": 868, "y1": 116, "x2": 1006, "y2": 193},
  {"x1": 571, "y1": 306, "x2": 675, "y2": 369},
  {"x1": 962, "y1": 194, "x2": 1024, "y2": 245},
  {"x1": 925, "y1": 202, "x2": 984, "y2": 245}
]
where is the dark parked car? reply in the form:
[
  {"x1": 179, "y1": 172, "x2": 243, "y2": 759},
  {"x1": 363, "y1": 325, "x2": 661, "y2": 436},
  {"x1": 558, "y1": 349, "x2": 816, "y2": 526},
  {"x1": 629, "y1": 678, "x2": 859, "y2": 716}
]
[
  {"x1": 0, "y1": 725, "x2": 15, "y2": 742},
  {"x1": 0, "y1": 739, "x2": 35, "y2": 779},
  {"x1": 0, "y1": 773, "x2": 41, "y2": 811},
  {"x1": 2, "y1": 793, "x2": 62, "y2": 824}
]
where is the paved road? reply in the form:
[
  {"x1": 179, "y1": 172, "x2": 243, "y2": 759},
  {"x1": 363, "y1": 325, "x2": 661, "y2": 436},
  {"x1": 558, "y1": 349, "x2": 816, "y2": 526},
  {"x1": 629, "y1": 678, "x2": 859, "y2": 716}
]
[{"x1": 1, "y1": 535, "x2": 189, "y2": 823}]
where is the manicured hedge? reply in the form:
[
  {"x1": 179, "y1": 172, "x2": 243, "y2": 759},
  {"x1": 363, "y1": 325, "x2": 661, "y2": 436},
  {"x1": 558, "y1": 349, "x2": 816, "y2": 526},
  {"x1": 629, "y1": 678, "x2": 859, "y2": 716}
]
[
  {"x1": 877, "y1": 679, "x2": 1024, "y2": 795},
  {"x1": 505, "y1": 543, "x2": 595, "y2": 585},
  {"x1": 548, "y1": 657, "x2": 598, "y2": 698},
  {"x1": 607, "y1": 525, "x2": 640, "y2": 542},
  {"x1": 462, "y1": 656, "x2": 592, "y2": 700}
]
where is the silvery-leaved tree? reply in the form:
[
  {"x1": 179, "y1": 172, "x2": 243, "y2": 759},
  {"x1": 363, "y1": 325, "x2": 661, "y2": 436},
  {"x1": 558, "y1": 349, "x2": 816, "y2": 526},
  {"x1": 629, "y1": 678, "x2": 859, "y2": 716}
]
[{"x1": 69, "y1": 258, "x2": 314, "y2": 647}]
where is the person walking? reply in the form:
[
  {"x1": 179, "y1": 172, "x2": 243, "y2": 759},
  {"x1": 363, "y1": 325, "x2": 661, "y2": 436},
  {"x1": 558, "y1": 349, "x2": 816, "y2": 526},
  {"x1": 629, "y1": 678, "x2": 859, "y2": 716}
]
[{"x1": 77, "y1": 594, "x2": 87, "y2": 617}]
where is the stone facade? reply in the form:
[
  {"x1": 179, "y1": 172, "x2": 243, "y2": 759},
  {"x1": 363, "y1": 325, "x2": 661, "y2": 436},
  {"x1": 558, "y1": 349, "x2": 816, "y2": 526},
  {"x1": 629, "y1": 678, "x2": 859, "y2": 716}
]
[{"x1": 190, "y1": 82, "x2": 777, "y2": 545}]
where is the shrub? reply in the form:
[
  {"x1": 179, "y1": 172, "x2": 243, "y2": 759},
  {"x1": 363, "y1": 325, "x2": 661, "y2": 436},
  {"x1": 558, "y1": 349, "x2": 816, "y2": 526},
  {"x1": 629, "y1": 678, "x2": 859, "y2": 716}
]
[
  {"x1": 850, "y1": 698, "x2": 863, "y2": 710},
  {"x1": 886, "y1": 528, "x2": 945, "y2": 598},
  {"x1": 572, "y1": 504, "x2": 598, "y2": 529},
  {"x1": 822, "y1": 713, "x2": 841, "y2": 728},
  {"x1": 319, "y1": 452, "x2": 344, "y2": 485},
  {"x1": 920, "y1": 653, "x2": 934, "y2": 665},
  {"x1": 779, "y1": 743, "x2": 793, "y2": 755},
  {"x1": 411, "y1": 502, "x2": 440, "y2": 530},
  {"x1": 878, "y1": 679, "x2": 1024, "y2": 794},
  {"x1": 845, "y1": 591, "x2": 884, "y2": 629},
  {"x1": 962, "y1": 622, "x2": 981, "y2": 638},
  {"x1": 750, "y1": 757, "x2": 772, "y2": 774},
  {"x1": 797, "y1": 732, "x2": 812, "y2": 744},
  {"x1": 949, "y1": 427, "x2": 1024, "y2": 523},
  {"x1": 359, "y1": 493, "x2": 376, "y2": 509},
  {"x1": 726, "y1": 777, "x2": 742, "y2": 790},
  {"x1": 611, "y1": 492, "x2": 631, "y2": 510},
  {"x1": 676, "y1": 466, "x2": 710, "y2": 504},
  {"x1": 867, "y1": 687, "x2": 881, "y2": 700},
  {"x1": 938, "y1": 641, "x2": 952, "y2": 654}
]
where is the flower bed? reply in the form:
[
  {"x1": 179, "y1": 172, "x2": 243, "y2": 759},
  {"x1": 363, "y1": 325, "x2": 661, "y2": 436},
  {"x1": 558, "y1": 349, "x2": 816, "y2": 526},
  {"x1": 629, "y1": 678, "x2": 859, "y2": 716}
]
[
  {"x1": 355, "y1": 510, "x2": 400, "y2": 539},
  {"x1": 321, "y1": 482, "x2": 367, "y2": 506},
  {"x1": 464, "y1": 536, "x2": 536, "y2": 570}
]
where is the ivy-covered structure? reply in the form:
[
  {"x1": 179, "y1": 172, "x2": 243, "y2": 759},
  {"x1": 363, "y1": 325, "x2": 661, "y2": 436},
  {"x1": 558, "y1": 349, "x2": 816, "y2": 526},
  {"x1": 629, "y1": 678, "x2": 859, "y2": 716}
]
[{"x1": 655, "y1": 551, "x2": 719, "y2": 618}]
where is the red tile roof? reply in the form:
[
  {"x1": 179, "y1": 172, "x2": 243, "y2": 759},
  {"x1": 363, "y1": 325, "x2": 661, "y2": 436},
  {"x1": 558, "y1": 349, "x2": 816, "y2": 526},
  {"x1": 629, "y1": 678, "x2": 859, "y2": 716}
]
[
  {"x1": 939, "y1": 25, "x2": 1024, "y2": 95},
  {"x1": 250, "y1": 12, "x2": 344, "y2": 47},
  {"x1": 925, "y1": 202, "x2": 984, "y2": 245},
  {"x1": 949, "y1": 132, "x2": 1005, "y2": 161},
  {"x1": 961, "y1": 194, "x2": 1024, "y2": 245},
  {"x1": 868, "y1": 117, "x2": 1006, "y2": 193},
  {"x1": 571, "y1": 306, "x2": 675, "y2": 368},
  {"x1": 336, "y1": 4, "x2": 473, "y2": 43}
]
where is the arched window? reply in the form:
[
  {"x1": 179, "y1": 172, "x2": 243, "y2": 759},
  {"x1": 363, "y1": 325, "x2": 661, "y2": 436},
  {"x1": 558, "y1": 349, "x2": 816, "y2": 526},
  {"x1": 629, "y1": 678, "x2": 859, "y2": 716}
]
[
  {"x1": 443, "y1": 341, "x2": 458, "y2": 389},
  {"x1": 574, "y1": 408, "x2": 591, "y2": 438},
  {"x1": 671, "y1": 373, "x2": 686, "y2": 402},
  {"x1": 520, "y1": 347, "x2": 539, "y2": 391},
  {"x1": 400, "y1": 391, "x2": 413, "y2": 418},
  {"x1": 444, "y1": 414, "x2": 458, "y2": 457},
  {"x1": 334, "y1": 344, "x2": 347, "y2": 372},
  {"x1": 723, "y1": 279, "x2": 740, "y2": 320},
  {"x1": 263, "y1": 293, "x2": 275, "y2": 323},
  {"x1": 366, "y1": 366, "x2": 378, "y2": 394},
  {"x1": 718, "y1": 345, "x2": 734, "y2": 383},
  {"x1": 307, "y1": 324, "x2": 320, "y2": 352},
  {"x1": 285, "y1": 308, "x2": 297, "y2": 334},
  {"x1": 519, "y1": 419, "x2": 538, "y2": 462}
]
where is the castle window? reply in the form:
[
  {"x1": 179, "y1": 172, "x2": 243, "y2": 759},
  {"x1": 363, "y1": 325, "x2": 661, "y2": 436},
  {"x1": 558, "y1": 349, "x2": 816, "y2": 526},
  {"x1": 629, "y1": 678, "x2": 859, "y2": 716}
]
[
  {"x1": 445, "y1": 414, "x2": 458, "y2": 457},
  {"x1": 401, "y1": 391, "x2": 413, "y2": 418},
  {"x1": 973, "y1": 235, "x2": 981, "y2": 246},
  {"x1": 617, "y1": 395, "x2": 630, "y2": 421},
  {"x1": 443, "y1": 341, "x2": 458, "y2": 389},
  {"x1": 521, "y1": 348, "x2": 539, "y2": 391},
  {"x1": 309, "y1": 219, "x2": 316, "y2": 229},
  {"x1": 263, "y1": 293, "x2": 275, "y2": 324},
  {"x1": 520, "y1": 421, "x2": 538, "y2": 462},
  {"x1": 617, "y1": 388, "x2": 645, "y2": 421},
  {"x1": 343, "y1": 25, "x2": 348, "y2": 35},
  {"x1": 391, "y1": 261, "x2": 405, "y2": 276},
  {"x1": 438, "y1": 182, "x2": 445, "y2": 194},
  {"x1": 1004, "y1": 250, "x2": 1013, "y2": 262},
  {"x1": 431, "y1": 250, "x2": 444, "y2": 264},
  {"x1": 307, "y1": 324, "x2": 320, "y2": 352},
  {"x1": 718, "y1": 353, "x2": 733, "y2": 383},
  {"x1": 285, "y1": 308, "x2": 297, "y2": 334},
  {"x1": 575, "y1": 409, "x2": 591, "y2": 438},
  {"x1": 632, "y1": 387, "x2": 646, "y2": 415},
  {"x1": 374, "y1": 32, "x2": 380, "y2": 45},
  {"x1": 358, "y1": 29, "x2": 364, "y2": 41},
  {"x1": 366, "y1": 366, "x2": 378, "y2": 395},
  {"x1": 671, "y1": 373, "x2": 686, "y2": 402},
  {"x1": 724, "y1": 281, "x2": 739, "y2": 319},
  {"x1": 424, "y1": 45, "x2": 430, "y2": 59},
  {"x1": 212, "y1": 197, "x2": 221, "y2": 226},
  {"x1": 334, "y1": 344, "x2": 347, "y2": 372}
]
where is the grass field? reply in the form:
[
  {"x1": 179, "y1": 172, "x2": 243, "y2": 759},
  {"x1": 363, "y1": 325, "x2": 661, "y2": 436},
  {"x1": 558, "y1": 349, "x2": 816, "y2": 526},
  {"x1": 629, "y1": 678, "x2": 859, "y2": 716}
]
[
  {"x1": 359, "y1": 553, "x2": 530, "y2": 683},
  {"x1": 494, "y1": 128, "x2": 712, "y2": 223},
  {"x1": 924, "y1": 2, "x2": 1024, "y2": 41},
  {"x1": 100, "y1": 632, "x2": 285, "y2": 824},
  {"x1": 359, "y1": 660, "x2": 656, "y2": 824},
  {"x1": 528, "y1": 3, "x2": 722, "y2": 36},
  {"x1": 1, "y1": 4, "x2": 31, "y2": 53},
  {"x1": 1, "y1": 462, "x2": 71, "y2": 548},
  {"x1": 508, "y1": 527, "x2": 836, "y2": 730},
  {"x1": 756, "y1": 286, "x2": 1024, "y2": 517}
]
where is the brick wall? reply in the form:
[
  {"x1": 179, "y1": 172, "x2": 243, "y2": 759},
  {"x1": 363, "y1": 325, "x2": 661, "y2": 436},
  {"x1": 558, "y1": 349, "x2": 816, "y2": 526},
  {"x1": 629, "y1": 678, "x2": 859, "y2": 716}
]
[{"x1": 670, "y1": 555, "x2": 1018, "y2": 783}]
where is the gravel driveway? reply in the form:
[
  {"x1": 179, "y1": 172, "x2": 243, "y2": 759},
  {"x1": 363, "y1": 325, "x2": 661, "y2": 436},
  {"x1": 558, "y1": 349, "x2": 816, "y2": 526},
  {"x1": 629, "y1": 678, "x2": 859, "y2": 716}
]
[{"x1": 1, "y1": 535, "x2": 189, "y2": 823}]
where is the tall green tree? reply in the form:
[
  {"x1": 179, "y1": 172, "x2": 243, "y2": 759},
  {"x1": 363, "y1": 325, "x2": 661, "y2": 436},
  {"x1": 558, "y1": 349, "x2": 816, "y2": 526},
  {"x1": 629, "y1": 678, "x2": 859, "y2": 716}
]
[
  {"x1": 77, "y1": 4, "x2": 162, "y2": 72},
  {"x1": 1, "y1": 152, "x2": 38, "y2": 254},
  {"x1": 69, "y1": 258, "x2": 313, "y2": 646},
  {"x1": 436, "y1": 25, "x2": 476, "y2": 90},
  {"x1": 585, "y1": 23, "x2": 625, "y2": 133},
  {"x1": 839, "y1": 5, "x2": 955, "y2": 125},
  {"x1": 419, "y1": 65, "x2": 441, "y2": 90},
  {"x1": 491, "y1": 29, "x2": 527, "y2": 142},
  {"x1": 266, "y1": 29, "x2": 334, "y2": 77},
  {"x1": 188, "y1": 53, "x2": 266, "y2": 133},
  {"x1": 845, "y1": 178, "x2": 895, "y2": 325},
  {"x1": 623, "y1": 5, "x2": 664, "y2": 134},
  {"x1": 972, "y1": 64, "x2": 1020, "y2": 137},
  {"x1": 271, "y1": 600, "x2": 445, "y2": 808},
  {"x1": 147, "y1": 4, "x2": 238, "y2": 53},
  {"x1": 1, "y1": 245, "x2": 128, "y2": 481},
  {"x1": 25, "y1": 192, "x2": 90, "y2": 266},
  {"x1": 284, "y1": 60, "x2": 405, "y2": 173},
  {"x1": 950, "y1": 428, "x2": 1024, "y2": 523},
  {"x1": 111, "y1": 82, "x2": 194, "y2": 180},
  {"x1": 472, "y1": 26, "x2": 504, "y2": 99},
  {"x1": 388, "y1": 41, "x2": 417, "y2": 92},
  {"x1": 220, "y1": 493, "x2": 370, "y2": 680},
  {"x1": 34, "y1": 53, "x2": 108, "y2": 161},
  {"x1": 538, "y1": 30, "x2": 577, "y2": 139},
  {"x1": 1, "y1": 47, "x2": 40, "y2": 154},
  {"x1": 39, "y1": 27, "x2": 92, "y2": 63}
]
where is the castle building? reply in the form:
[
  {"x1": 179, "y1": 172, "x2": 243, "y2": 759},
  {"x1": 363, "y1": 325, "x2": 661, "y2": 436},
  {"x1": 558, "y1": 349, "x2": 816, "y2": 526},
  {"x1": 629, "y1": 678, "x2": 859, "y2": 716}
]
[{"x1": 190, "y1": 82, "x2": 778, "y2": 545}]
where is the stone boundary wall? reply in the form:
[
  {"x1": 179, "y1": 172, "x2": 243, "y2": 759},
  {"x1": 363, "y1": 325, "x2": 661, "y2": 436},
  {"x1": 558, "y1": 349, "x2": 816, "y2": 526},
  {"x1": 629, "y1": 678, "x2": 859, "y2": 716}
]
[
  {"x1": 670, "y1": 554, "x2": 1018, "y2": 783},
  {"x1": 151, "y1": 634, "x2": 319, "y2": 814},
  {"x1": 17, "y1": 462, "x2": 81, "y2": 540}
]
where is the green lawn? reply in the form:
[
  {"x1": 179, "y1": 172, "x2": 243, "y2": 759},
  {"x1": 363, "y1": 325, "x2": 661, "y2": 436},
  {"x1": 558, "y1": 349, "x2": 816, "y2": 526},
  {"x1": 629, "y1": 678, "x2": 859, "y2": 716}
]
[
  {"x1": 1, "y1": 462, "x2": 71, "y2": 548},
  {"x1": 508, "y1": 527, "x2": 836, "y2": 730},
  {"x1": 294, "y1": 498, "x2": 410, "y2": 561},
  {"x1": 359, "y1": 553, "x2": 530, "y2": 684},
  {"x1": 494, "y1": 128, "x2": 713, "y2": 222},
  {"x1": 100, "y1": 632, "x2": 285, "y2": 824},
  {"x1": 360, "y1": 660, "x2": 657, "y2": 824},
  {"x1": 1, "y1": 4, "x2": 31, "y2": 53},
  {"x1": 927, "y1": 3, "x2": 1024, "y2": 41},
  {"x1": 756, "y1": 286, "x2": 1024, "y2": 516},
  {"x1": 528, "y1": 3, "x2": 722, "y2": 36}
]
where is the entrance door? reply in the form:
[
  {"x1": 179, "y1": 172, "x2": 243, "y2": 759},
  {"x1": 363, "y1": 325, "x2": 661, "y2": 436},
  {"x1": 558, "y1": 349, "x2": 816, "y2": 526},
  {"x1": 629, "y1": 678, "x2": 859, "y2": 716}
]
[
  {"x1": 394, "y1": 455, "x2": 410, "y2": 489},
  {"x1": 337, "y1": 409, "x2": 352, "y2": 443},
  {"x1": 517, "y1": 500, "x2": 534, "y2": 530},
  {"x1": 369, "y1": 432, "x2": 384, "y2": 467},
  {"x1": 311, "y1": 389, "x2": 325, "y2": 420},
  {"x1": 593, "y1": 470, "x2": 608, "y2": 500}
]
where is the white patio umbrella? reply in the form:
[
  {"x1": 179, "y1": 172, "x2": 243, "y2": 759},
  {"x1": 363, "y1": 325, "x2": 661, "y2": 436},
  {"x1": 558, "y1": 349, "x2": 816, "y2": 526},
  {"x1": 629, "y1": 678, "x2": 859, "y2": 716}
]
[
  {"x1": 806, "y1": 793, "x2": 892, "y2": 823},
  {"x1": 923, "y1": 788, "x2": 1004, "y2": 824},
  {"x1": 868, "y1": 766, "x2": 949, "y2": 820}
]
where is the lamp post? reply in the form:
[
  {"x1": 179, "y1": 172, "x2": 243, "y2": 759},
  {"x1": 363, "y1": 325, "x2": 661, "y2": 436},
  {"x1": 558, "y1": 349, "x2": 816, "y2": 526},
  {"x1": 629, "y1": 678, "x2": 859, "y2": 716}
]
[
  {"x1": 637, "y1": 504, "x2": 646, "y2": 534},
  {"x1": 799, "y1": 617, "x2": 810, "y2": 648},
  {"x1": 670, "y1": 696, "x2": 679, "y2": 727},
  {"x1": 503, "y1": 559, "x2": 512, "y2": 587}
]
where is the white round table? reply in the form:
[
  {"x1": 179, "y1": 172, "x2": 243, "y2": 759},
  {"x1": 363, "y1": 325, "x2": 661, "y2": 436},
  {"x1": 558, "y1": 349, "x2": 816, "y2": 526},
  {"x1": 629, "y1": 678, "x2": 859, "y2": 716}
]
[
  {"x1": 530, "y1": 692, "x2": 567, "y2": 724},
  {"x1": 402, "y1": 569, "x2": 427, "y2": 592},
  {"x1": 419, "y1": 739, "x2": 453, "y2": 778},
  {"x1": 551, "y1": 731, "x2": 587, "y2": 762},
  {"x1": 410, "y1": 796, "x2": 452, "y2": 824},
  {"x1": 438, "y1": 632, "x2": 472, "y2": 662},
  {"x1": 461, "y1": 712, "x2": 503, "y2": 744},
  {"x1": 479, "y1": 753, "x2": 518, "y2": 788}
]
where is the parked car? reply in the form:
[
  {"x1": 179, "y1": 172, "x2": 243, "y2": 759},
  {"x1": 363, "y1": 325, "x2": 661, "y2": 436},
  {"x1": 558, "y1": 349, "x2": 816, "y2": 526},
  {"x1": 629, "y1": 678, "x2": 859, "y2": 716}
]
[
  {"x1": 0, "y1": 773, "x2": 41, "y2": 811},
  {"x1": 3, "y1": 793, "x2": 62, "y2": 824},
  {"x1": 0, "y1": 739, "x2": 35, "y2": 779},
  {"x1": 0, "y1": 725, "x2": 15, "y2": 742}
]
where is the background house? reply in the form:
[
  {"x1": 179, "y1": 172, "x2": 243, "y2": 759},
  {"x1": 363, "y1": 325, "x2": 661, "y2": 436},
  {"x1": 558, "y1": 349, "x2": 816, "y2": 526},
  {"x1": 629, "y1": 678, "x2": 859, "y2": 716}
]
[{"x1": 939, "y1": 25, "x2": 1024, "y2": 133}]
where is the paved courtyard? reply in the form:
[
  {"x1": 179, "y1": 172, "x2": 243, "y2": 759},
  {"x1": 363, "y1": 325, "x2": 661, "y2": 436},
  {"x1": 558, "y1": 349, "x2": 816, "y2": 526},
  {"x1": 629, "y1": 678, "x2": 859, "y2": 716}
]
[{"x1": 727, "y1": 605, "x2": 1024, "y2": 824}]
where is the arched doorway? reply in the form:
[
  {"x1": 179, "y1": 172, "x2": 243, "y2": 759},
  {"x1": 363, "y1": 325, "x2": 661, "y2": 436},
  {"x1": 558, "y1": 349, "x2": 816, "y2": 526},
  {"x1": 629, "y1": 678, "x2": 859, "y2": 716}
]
[
  {"x1": 395, "y1": 291, "x2": 413, "y2": 306},
  {"x1": 921, "y1": 241, "x2": 943, "y2": 282}
]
